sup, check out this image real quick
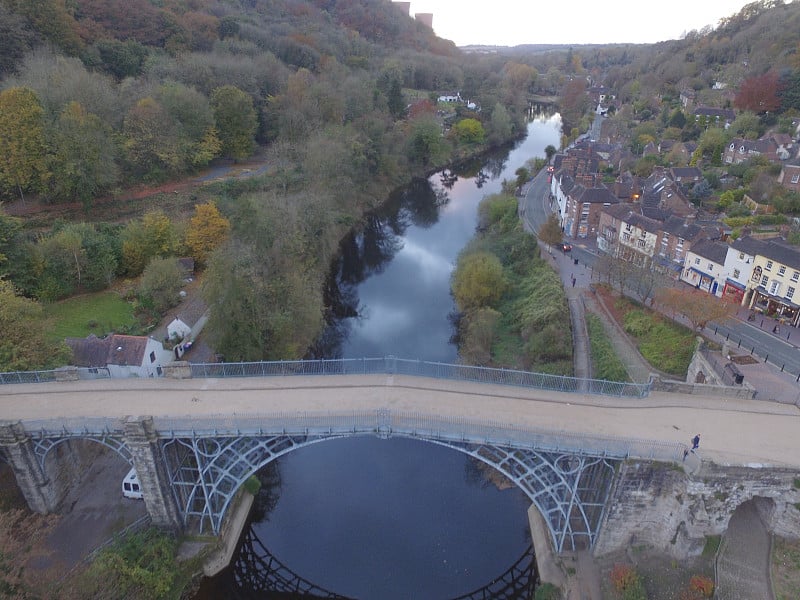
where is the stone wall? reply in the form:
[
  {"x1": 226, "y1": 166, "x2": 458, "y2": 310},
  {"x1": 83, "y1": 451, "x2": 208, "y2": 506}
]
[{"x1": 594, "y1": 460, "x2": 800, "y2": 558}]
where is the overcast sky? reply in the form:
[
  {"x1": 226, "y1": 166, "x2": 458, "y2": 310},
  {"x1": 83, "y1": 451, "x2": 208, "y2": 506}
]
[{"x1": 404, "y1": 0, "x2": 754, "y2": 46}]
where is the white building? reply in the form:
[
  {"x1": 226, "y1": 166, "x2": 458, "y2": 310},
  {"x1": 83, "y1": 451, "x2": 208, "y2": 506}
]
[{"x1": 681, "y1": 239, "x2": 728, "y2": 296}]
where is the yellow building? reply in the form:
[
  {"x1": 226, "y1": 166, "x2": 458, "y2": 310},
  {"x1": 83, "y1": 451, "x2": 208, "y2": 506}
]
[{"x1": 744, "y1": 238, "x2": 800, "y2": 326}]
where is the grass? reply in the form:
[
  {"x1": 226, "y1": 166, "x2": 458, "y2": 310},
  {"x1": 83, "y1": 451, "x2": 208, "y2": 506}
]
[
  {"x1": 585, "y1": 313, "x2": 630, "y2": 382},
  {"x1": 616, "y1": 298, "x2": 696, "y2": 377},
  {"x1": 772, "y1": 536, "x2": 800, "y2": 600},
  {"x1": 44, "y1": 291, "x2": 137, "y2": 342}
]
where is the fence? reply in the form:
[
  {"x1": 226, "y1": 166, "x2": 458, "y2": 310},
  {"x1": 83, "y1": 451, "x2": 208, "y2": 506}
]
[
  {"x1": 0, "y1": 367, "x2": 110, "y2": 385},
  {"x1": 187, "y1": 357, "x2": 652, "y2": 398}
]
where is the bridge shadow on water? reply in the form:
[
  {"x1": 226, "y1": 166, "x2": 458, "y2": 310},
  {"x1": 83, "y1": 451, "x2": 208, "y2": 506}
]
[{"x1": 203, "y1": 527, "x2": 537, "y2": 600}]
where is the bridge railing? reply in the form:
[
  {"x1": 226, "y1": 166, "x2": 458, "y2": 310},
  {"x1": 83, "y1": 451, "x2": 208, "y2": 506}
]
[
  {"x1": 0, "y1": 367, "x2": 110, "y2": 385},
  {"x1": 188, "y1": 357, "x2": 652, "y2": 398},
  {"x1": 21, "y1": 409, "x2": 684, "y2": 463}
]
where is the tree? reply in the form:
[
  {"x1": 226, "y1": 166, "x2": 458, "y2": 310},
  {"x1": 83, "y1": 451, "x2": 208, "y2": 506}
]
[
  {"x1": 544, "y1": 145, "x2": 557, "y2": 161},
  {"x1": 121, "y1": 211, "x2": 179, "y2": 277},
  {"x1": 537, "y1": 213, "x2": 563, "y2": 251},
  {"x1": 138, "y1": 257, "x2": 183, "y2": 315},
  {"x1": 734, "y1": 71, "x2": 781, "y2": 114},
  {"x1": 451, "y1": 118, "x2": 485, "y2": 145},
  {"x1": 0, "y1": 280, "x2": 71, "y2": 371},
  {"x1": 459, "y1": 307, "x2": 501, "y2": 366},
  {"x1": 48, "y1": 101, "x2": 119, "y2": 207},
  {"x1": 655, "y1": 287, "x2": 738, "y2": 331},
  {"x1": 488, "y1": 103, "x2": 513, "y2": 144},
  {"x1": 185, "y1": 202, "x2": 231, "y2": 267},
  {"x1": 406, "y1": 115, "x2": 450, "y2": 169},
  {"x1": 451, "y1": 251, "x2": 507, "y2": 311},
  {"x1": 155, "y1": 82, "x2": 221, "y2": 169},
  {"x1": 122, "y1": 97, "x2": 182, "y2": 180},
  {"x1": 211, "y1": 85, "x2": 257, "y2": 160},
  {"x1": 0, "y1": 87, "x2": 49, "y2": 202}
]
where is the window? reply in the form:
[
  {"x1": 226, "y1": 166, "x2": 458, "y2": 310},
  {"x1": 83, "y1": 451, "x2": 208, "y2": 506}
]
[
  {"x1": 761, "y1": 275, "x2": 769, "y2": 286},
  {"x1": 769, "y1": 281, "x2": 780, "y2": 295},
  {"x1": 708, "y1": 263, "x2": 714, "y2": 271},
  {"x1": 792, "y1": 174, "x2": 800, "y2": 184},
  {"x1": 793, "y1": 271, "x2": 800, "y2": 282},
  {"x1": 778, "y1": 266, "x2": 786, "y2": 276},
  {"x1": 765, "y1": 260, "x2": 773, "y2": 271},
  {"x1": 788, "y1": 287, "x2": 796, "y2": 300},
  {"x1": 149, "y1": 351, "x2": 156, "y2": 363},
  {"x1": 622, "y1": 232, "x2": 631, "y2": 242},
  {"x1": 694, "y1": 257, "x2": 701, "y2": 265},
  {"x1": 637, "y1": 239, "x2": 646, "y2": 249},
  {"x1": 738, "y1": 252, "x2": 745, "y2": 260},
  {"x1": 624, "y1": 223, "x2": 632, "y2": 232},
  {"x1": 733, "y1": 268, "x2": 741, "y2": 279}
]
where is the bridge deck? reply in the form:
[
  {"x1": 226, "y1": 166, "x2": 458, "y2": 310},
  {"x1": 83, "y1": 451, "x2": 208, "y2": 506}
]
[{"x1": 2, "y1": 374, "x2": 799, "y2": 468}]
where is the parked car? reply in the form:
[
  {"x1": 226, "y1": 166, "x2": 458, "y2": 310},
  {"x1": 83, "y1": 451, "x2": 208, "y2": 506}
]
[{"x1": 559, "y1": 243, "x2": 572, "y2": 252}]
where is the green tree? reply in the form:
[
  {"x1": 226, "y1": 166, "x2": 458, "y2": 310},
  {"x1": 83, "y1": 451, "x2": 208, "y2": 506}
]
[
  {"x1": 185, "y1": 201, "x2": 231, "y2": 267},
  {"x1": 406, "y1": 115, "x2": 450, "y2": 169},
  {"x1": 544, "y1": 144, "x2": 557, "y2": 161},
  {"x1": 451, "y1": 118, "x2": 485, "y2": 145},
  {"x1": 155, "y1": 82, "x2": 221, "y2": 169},
  {"x1": 0, "y1": 87, "x2": 49, "y2": 202},
  {"x1": 0, "y1": 280, "x2": 70, "y2": 371},
  {"x1": 386, "y1": 78, "x2": 405, "y2": 120},
  {"x1": 459, "y1": 307, "x2": 501, "y2": 366},
  {"x1": 48, "y1": 101, "x2": 119, "y2": 207},
  {"x1": 211, "y1": 85, "x2": 257, "y2": 160},
  {"x1": 121, "y1": 211, "x2": 179, "y2": 277},
  {"x1": 451, "y1": 251, "x2": 507, "y2": 311},
  {"x1": 488, "y1": 103, "x2": 513, "y2": 144},
  {"x1": 138, "y1": 257, "x2": 183, "y2": 315}
]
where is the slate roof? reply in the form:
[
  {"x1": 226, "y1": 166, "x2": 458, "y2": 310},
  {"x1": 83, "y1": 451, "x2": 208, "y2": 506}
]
[
  {"x1": 66, "y1": 334, "x2": 149, "y2": 368},
  {"x1": 602, "y1": 204, "x2": 662, "y2": 234},
  {"x1": 670, "y1": 167, "x2": 702, "y2": 180},
  {"x1": 576, "y1": 186, "x2": 618, "y2": 204},
  {"x1": 661, "y1": 215, "x2": 705, "y2": 241},
  {"x1": 694, "y1": 106, "x2": 735, "y2": 121},
  {"x1": 688, "y1": 239, "x2": 729, "y2": 265}
]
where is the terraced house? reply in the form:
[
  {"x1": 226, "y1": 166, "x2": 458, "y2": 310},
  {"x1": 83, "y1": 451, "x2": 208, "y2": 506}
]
[{"x1": 743, "y1": 238, "x2": 800, "y2": 326}]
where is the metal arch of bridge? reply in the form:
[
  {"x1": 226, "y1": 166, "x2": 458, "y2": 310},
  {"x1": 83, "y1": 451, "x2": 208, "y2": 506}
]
[
  {"x1": 162, "y1": 430, "x2": 619, "y2": 553},
  {"x1": 30, "y1": 431, "x2": 132, "y2": 473}
]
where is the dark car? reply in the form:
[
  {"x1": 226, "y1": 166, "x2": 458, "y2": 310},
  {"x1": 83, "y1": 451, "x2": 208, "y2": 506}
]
[{"x1": 559, "y1": 243, "x2": 572, "y2": 252}]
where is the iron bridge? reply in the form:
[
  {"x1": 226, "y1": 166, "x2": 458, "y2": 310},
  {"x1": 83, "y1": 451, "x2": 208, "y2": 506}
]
[{"x1": 21, "y1": 409, "x2": 683, "y2": 553}]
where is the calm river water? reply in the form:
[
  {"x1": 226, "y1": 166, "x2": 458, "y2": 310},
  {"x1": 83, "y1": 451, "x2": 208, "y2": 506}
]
[{"x1": 197, "y1": 115, "x2": 563, "y2": 599}]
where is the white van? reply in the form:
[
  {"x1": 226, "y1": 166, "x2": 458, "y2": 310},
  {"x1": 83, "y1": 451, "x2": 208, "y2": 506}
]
[{"x1": 122, "y1": 468, "x2": 143, "y2": 499}]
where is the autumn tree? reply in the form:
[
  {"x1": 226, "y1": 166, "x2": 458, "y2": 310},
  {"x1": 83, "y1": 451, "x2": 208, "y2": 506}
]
[
  {"x1": 537, "y1": 213, "x2": 563, "y2": 251},
  {"x1": 0, "y1": 87, "x2": 49, "y2": 202},
  {"x1": 185, "y1": 201, "x2": 231, "y2": 267},
  {"x1": 488, "y1": 103, "x2": 513, "y2": 145},
  {"x1": 734, "y1": 71, "x2": 782, "y2": 114},
  {"x1": 459, "y1": 307, "x2": 501, "y2": 366},
  {"x1": 451, "y1": 251, "x2": 507, "y2": 312},
  {"x1": 122, "y1": 97, "x2": 182, "y2": 180},
  {"x1": 211, "y1": 85, "x2": 257, "y2": 160},
  {"x1": 560, "y1": 77, "x2": 589, "y2": 133},
  {"x1": 0, "y1": 280, "x2": 71, "y2": 371},
  {"x1": 155, "y1": 81, "x2": 221, "y2": 169},
  {"x1": 655, "y1": 287, "x2": 738, "y2": 331}
]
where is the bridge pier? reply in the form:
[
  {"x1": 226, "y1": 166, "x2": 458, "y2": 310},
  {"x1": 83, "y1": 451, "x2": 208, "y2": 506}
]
[
  {"x1": 124, "y1": 416, "x2": 183, "y2": 531},
  {"x1": 0, "y1": 421, "x2": 57, "y2": 513}
]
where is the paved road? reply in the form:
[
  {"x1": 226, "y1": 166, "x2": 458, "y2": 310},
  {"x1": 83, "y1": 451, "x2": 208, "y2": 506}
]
[{"x1": 3, "y1": 375, "x2": 800, "y2": 469}]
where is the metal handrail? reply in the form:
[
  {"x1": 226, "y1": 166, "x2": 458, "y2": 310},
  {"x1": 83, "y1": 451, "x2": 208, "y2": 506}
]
[{"x1": 20, "y1": 409, "x2": 684, "y2": 463}]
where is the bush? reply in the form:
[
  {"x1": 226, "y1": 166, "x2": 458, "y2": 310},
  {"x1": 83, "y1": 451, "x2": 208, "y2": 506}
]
[
  {"x1": 688, "y1": 574, "x2": 714, "y2": 597},
  {"x1": 610, "y1": 563, "x2": 648, "y2": 600},
  {"x1": 534, "y1": 582, "x2": 561, "y2": 599},
  {"x1": 586, "y1": 314, "x2": 630, "y2": 382}
]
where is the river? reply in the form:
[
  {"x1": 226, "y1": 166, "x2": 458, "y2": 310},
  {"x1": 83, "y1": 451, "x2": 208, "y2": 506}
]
[{"x1": 197, "y1": 114, "x2": 563, "y2": 599}]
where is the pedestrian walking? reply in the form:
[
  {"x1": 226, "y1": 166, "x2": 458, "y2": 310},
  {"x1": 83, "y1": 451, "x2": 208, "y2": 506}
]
[
  {"x1": 691, "y1": 434, "x2": 700, "y2": 450},
  {"x1": 571, "y1": 276, "x2": 576, "y2": 287},
  {"x1": 773, "y1": 324, "x2": 780, "y2": 334}
]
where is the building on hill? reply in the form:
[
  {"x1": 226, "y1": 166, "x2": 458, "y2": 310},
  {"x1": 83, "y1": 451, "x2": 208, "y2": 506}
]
[
  {"x1": 562, "y1": 185, "x2": 618, "y2": 239},
  {"x1": 680, "y1": 239, "x2": 729, "y2": 296},
  {"x1": 66, "y1": 333, "x2": 174, "y2": 378},
  {"x1": 693, "y1": 106, "x2": 735, "y2": 128},
  {"x1": 723, "y1": 137, "x2": 780, "y2": 165},
  {"x1": 743, "y1": 238, "x2": 800, "y2": 326},
  {"x1": 777, "y1": 159, "x2": 800, "y2": 193},
  {"x1": 721, "y1": 236, "x2": 762, "y2": 304}
]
